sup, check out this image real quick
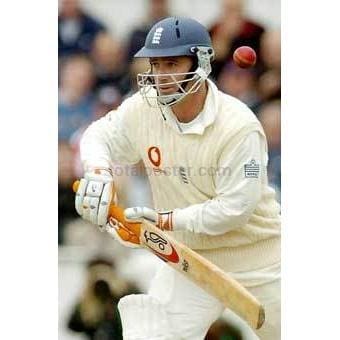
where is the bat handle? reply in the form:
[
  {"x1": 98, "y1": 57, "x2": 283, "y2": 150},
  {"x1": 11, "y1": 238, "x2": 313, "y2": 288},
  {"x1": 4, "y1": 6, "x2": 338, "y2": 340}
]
[{"x1": 72, "y1": 180, "x2": 80, "y2": 193}]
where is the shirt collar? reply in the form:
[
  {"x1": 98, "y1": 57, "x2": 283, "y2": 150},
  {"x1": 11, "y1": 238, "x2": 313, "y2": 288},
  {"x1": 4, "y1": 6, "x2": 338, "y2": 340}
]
[{"x1": 162, "y1": 79, "x2": 219, "y2": 135}]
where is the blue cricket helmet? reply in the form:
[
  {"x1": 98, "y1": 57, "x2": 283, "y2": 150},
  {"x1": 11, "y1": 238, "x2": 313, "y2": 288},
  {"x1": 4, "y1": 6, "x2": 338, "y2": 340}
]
[
  {"x1": 134, "y1": 17, "x2": 213, "y2": 58},
  {"x1": 134, "y1": 17, "x2": 214, "y2": 107}
]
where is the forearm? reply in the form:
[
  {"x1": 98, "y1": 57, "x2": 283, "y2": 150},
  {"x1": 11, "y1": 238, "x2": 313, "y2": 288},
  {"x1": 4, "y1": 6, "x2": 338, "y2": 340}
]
[
  {"x1": 173, "y1": 185, "x2": 260, "y2": 235},
  {"x1": 173, "y1": 131, "x2": 264, "y2": 235}
]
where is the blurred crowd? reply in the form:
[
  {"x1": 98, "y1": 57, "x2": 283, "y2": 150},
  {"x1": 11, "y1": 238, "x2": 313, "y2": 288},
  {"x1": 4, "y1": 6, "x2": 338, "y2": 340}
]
[
  {"x1": 59, "y1": 1, "x2": 280, "y2": 338},
  {"x1": 66, "y1": 257, "x2": 139, "y2": 340}
]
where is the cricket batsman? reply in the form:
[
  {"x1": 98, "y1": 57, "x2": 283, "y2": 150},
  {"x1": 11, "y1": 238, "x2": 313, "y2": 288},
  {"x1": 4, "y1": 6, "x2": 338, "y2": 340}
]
[{"x1": 74, "y1": 17, "x2": 281, "y2": 339}]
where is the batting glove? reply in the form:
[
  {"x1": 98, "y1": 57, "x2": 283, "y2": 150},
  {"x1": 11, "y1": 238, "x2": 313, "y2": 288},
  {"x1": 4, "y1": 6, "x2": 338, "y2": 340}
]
[
  {"x1": 75, "y1": 167, "x2": 115, "y2": 229},
  {"x1": 124, "y1": 207, "x2": 174, "y2": 231}
]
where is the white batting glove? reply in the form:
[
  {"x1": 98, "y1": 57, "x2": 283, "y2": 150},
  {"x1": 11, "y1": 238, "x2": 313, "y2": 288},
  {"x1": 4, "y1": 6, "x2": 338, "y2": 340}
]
[
  {"x1": 75, "y1": 167, "x2": 115, "y2": 229},
  {"x1": 124, "y1": 207, "x2": 174, "y2": 231}
]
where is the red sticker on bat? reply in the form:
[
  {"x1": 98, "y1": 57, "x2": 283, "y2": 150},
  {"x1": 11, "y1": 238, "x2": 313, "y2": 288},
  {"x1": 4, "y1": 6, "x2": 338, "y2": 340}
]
[{"x1": 142, "y1": 230, "x2": 179, "y2": 263}]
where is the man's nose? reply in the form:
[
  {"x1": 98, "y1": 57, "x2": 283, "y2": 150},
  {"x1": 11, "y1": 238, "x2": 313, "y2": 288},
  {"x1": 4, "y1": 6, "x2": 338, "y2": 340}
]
[
  {"x1": 158, "y1": 75, "x2": 171, "y2": 83},
  {"x1": 157, "y1": 72, "x2": 171, "y2": 84}
]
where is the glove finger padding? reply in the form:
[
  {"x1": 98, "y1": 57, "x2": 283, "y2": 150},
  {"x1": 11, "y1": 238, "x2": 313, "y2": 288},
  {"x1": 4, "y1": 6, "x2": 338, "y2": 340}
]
[
  {"x1": 75, "y1": 178, "x2": 88, "y2": 216},
  {"x1": 124, "y1": 207, "x2": 158, "y2": 223},
  {"x1": 124, "y1": 207, "x2": 174, "y2": 231},
  {"x1": 97, "y1": 182, "x2": 113, "y2": 225},
  {"x1": 74, "y1": 169, "x2": 114, "y2": 226}
]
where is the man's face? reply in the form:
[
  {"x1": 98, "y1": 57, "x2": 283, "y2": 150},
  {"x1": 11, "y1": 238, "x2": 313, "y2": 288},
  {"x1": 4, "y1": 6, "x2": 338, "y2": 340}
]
[{"x1": 149, "y1": 56, "x2": 193, "y2": 95}]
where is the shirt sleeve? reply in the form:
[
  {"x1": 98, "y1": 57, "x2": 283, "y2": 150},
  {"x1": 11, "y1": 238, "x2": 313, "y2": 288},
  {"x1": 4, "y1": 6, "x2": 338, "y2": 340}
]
[
  {"x1": 80, "y1": 96, "x2": 142, "y2": 170},
  {"x1": 173, "y1": 131, "x2": 267, "y2": 235}
]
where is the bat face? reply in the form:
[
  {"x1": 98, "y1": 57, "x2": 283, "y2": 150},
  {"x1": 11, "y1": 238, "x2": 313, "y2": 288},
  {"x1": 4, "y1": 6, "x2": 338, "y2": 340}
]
[{"x1": 141, "y1": 229, "x2": 180, "y2": 263}]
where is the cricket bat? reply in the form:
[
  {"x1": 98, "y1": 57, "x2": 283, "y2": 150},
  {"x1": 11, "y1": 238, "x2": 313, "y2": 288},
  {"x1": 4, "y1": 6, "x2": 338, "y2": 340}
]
[
  {"x1": 139, "y1": 219, "x2": 265, "y2": 330},
  {"x1": 73, "y1": 181, "x2": 265, "y2": 329}
]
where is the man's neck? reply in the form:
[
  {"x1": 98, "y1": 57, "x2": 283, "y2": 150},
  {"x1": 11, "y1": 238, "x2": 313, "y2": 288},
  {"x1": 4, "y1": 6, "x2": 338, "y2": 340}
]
[{"x1": 171, "y1": 82, "x2": 208, "y2": 123}]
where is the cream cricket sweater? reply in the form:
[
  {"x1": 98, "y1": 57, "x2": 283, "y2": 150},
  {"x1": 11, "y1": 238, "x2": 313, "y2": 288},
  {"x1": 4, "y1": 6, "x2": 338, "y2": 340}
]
[{"x1": 81, "y1": 80, "x2": 281, "y2": 273}]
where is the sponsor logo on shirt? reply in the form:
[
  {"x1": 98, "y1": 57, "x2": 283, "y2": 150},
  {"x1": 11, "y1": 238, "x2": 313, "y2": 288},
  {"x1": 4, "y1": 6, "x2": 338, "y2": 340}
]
[
  {"x1": 145, "y1": 148, "x2": 191, "y2": 183},
  {"x1": 148, "y1": 146, "x2": 161, "y2": 167},
  {"x1": 244, "y1": 159, "x2": 260, "y2": 178},
  {"x1": 147, "y1": 146, "x2": 169, "y2": 175}
]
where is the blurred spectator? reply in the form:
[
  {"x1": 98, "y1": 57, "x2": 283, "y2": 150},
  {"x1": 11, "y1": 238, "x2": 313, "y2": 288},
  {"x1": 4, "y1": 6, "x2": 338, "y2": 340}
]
[
  {"x1": 91, "y1": 32, "x2": 130, "y2": 96},
  {"x1": 209, "y1": 0, "x2": 265, "y2": 80},
  {"x1": 59, "y1": 141, "x2": 76, "y2": 186},
  {"x1": 257, "y1": 30, "x2": 281, "y2": 104},
  {"x1": 258, "y1": 100, "x2": 281, "y2": 200},
  {"x1": 59, "y1": 0, "x2": 106, "y2": 57},
  {"x1": 257, "y1": 69, "x2": 281, "y2": 103},
  {"x1": 59, "y1": 54, "x2": 96, "y2": 141},
  {"x1": 70, "y1": 87, "x2": 122, "y2": 179},
  {"x1": 125, "y1": 58, "x2": 150, "y2": 97},
  {"x1": 126, "y1": 0, "x2": 170, "y2": 61},
  {"x1": 58, "y1": 54, "x2": 97, "y2": 243},
  {"x1": 260, "y1": 29, "x2": 281, "y2": 70},
  {"x1": 67, "y1": 257, "x2": 140, "y2": 340},
  {"x1": 58, "y1": 142, "x2": 78, "y2": 244},
  {"x1": 205, "y1": 317, "x2": 242, "y2": 339},
  {"x1": 94, "y1": 86, "x2": 122, "y2": 118},
  {"x1": 217, "y1": 62, "x2": 260, "y2": 110}
]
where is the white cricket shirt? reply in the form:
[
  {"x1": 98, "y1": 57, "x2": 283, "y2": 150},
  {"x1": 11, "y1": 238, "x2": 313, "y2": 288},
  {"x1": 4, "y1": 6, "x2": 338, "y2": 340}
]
[{"x1": 81, "y1": 79, "x2": 280, "y2": 273}]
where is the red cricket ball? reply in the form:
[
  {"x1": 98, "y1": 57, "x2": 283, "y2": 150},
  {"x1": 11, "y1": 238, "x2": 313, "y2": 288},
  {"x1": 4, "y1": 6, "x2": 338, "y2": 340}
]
[{"x1": 233, "y1": 46, "x2": 257, "y2": 68}]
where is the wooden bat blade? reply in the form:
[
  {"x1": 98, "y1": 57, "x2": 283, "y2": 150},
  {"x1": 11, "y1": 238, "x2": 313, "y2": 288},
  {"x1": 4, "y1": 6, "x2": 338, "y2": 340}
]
[{"x1": 140, "y1": 220, "x2": 265, "y2": 330}]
